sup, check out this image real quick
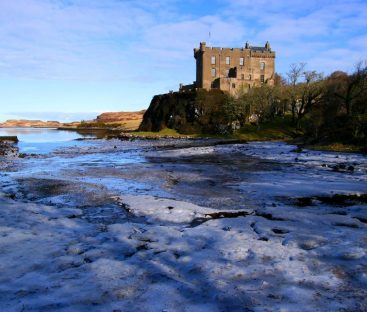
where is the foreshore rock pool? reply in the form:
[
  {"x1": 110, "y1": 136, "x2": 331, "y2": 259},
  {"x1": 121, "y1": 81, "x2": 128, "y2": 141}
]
[{"x1": 0, "y1": 130, "x2": 366, "y2": 311}]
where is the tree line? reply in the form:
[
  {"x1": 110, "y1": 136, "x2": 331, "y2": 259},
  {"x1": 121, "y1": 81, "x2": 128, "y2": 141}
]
[{"x1": 213, "y1": 62, "x2": 367, "y2": 145}]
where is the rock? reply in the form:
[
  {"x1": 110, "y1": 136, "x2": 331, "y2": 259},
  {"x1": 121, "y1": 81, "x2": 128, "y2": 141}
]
[
  {"x1": 139, "y1": 89, "x2": 228, "y2": 134},
  {"x1": 340, "y1": 248, "x2": 366, "y2": 260},
  {"x1": 0, "y1": 140, "x2": 18, "y2": 157},
  {"x1": 0, "y1": 136, "x2": 18, "y2": 142},
  {"x1": 331, "y1": 163, "x2": 354, "y2": 172},
  {"x1": 272, "y1": 228, "x2": 290, "y2": 235},
  {"x1": 291, "y1": 147, "x2": 303, "y2": 153},
  {"x1": 298, "y1": 240, "x2": 322, "y2": 250}
]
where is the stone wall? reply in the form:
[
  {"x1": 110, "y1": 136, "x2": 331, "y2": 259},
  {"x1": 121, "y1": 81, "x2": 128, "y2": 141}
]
[{"x1": 194, "y1": 42, "x2": 275, "y2": 95}]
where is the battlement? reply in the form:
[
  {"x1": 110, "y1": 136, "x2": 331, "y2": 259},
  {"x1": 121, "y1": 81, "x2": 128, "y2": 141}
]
[{"x1": 194, "y1": 41, "x2": 274, "y2": 59}]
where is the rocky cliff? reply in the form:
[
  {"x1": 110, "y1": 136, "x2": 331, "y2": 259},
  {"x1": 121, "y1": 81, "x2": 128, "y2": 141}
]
[{"x1": 139, "y1": 89, "x2": 228, "y2": 134}]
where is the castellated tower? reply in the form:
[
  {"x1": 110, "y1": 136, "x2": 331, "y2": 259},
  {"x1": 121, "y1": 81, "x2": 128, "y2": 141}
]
[{"x1": 193, "y1": 41, "x2": 275, "y2": 95}]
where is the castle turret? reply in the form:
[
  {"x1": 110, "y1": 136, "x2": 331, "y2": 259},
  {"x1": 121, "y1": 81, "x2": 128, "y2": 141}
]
[
  {"x1": 200, "y1": 42, "x2": 206, "y2": 51},
  {"x1": 265, "y1": 41, "x2": 271, "y2": 51}
]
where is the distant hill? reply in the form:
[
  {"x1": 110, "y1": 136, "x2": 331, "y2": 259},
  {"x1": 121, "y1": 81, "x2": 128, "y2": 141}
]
[
  {"x1": 96, "y1": 111, "x2": 145, "y2": 123},
  {"x1": 0, "y1": 111, "x2": 146, "y2": 130},
  {"x1": 0, "y1": 119, "x2": 62, "y2": 128}
]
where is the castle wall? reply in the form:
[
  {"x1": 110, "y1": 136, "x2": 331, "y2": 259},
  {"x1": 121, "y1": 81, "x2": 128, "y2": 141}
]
[{"x1": 194, "y1": 42, "x2": 275, "y2": 95}]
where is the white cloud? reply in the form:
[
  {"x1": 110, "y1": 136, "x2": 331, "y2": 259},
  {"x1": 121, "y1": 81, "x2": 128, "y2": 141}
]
[
  {"x1": 0, "y1": 0, "x2": 366, "y2": 83},
  {"x1": 218, "y1": 0, "x2": 367, "y2": 74}
]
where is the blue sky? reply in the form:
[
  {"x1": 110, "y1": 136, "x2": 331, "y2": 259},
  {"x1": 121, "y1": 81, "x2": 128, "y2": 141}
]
[{"x1": 0, "y1": 0, "x2": 366, "y2": 122}]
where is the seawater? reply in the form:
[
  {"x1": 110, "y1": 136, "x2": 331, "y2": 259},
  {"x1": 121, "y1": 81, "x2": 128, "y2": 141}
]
[{"x1": 0, "y1": 128, "x2": 97, "y2": 154}]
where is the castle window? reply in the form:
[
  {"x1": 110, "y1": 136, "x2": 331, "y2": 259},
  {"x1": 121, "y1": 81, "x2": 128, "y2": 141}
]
[
  {"x1": 211, "y1": 56, "x2": 216, "y2": 65},
  {"x1": 226, "y1": 56, "x2": 230, "y2": 65},
  {"x1": 260, "y1": 62, "x2": 265, "y2": 71},
  {"x1": 211, "y1": 68, "x2": 216, "y2": 77},
  {"x1": 241, "y1": 74, "x2": 244, "y2": 80},
  {"x1": 240, "y1": 57, "x2": 244, "y2": 66},
  {"x1": 232, "y1": 83, "x2": 236, "y2": 89},
  {"x1": 260, "y1": 75, "x2": 265, "y2": 83}
]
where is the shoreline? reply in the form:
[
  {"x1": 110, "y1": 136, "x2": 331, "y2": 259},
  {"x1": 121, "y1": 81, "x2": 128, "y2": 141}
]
[
  {"x1": 1, "y1": 139, "x2": 366, "y2": 311},
  {"x1": 1, "y1": 125, "x2": 365, "y2": 154}
]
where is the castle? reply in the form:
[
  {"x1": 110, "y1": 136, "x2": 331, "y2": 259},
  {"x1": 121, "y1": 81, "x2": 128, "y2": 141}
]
[{"x1": 180, "y1": 41, "x2": 276, "y2": 95}]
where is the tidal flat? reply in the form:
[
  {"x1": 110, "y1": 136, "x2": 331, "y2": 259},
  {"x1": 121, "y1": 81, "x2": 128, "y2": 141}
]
[{"x1": 0, "y1": 130, "x2": 367, "y2": 311}]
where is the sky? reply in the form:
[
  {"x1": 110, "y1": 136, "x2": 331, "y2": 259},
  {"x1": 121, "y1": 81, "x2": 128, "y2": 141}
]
[{"x1": 0, "y1": 0, "x2": 366, "y2": 122}]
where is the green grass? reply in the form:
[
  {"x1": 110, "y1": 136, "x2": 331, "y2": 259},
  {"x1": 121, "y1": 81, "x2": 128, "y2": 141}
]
[
  {"x1": 129, "y1": 117, "x2": 298, "y2": 141},
  {"x1": 305, "y1": 143, "x2": 365, "y2": 153},
  {"x1": 77, "y1": 119, "x2": 142, "y2": 131},
  {"x1": 120, "y1": 119, "x2": 142, "y2": 131},
  {"x1": 130, "y1": 128, "x2": 195, "y2": 138},
  {"x1": 235, "y1": 116, "x2": 298, "y2": 141}
]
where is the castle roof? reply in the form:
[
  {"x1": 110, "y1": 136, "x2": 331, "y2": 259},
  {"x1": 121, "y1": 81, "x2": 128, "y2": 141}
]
[{"x1": 250, "y1": 46, "x2": 269, "y2": 52}]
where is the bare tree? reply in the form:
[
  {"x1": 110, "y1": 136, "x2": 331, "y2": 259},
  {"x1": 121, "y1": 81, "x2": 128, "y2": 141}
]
[
  {"x1": 334, "y1": 61, "x2": 367, "y2": 115},
  {"x1": 296, "y1": 71, "x2": 324, "y2": 126},
  {"x1": 287, "y1": 63, "x2": 306, "y2": 85},
  {"x1": 286, "y1": 63, "x2": 306, "y2": 121}
]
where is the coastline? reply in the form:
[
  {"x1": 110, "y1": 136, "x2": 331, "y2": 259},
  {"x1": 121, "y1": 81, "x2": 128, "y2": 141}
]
[{"x1": 1, "y1": 139, "x2": 366, "y2": 311}]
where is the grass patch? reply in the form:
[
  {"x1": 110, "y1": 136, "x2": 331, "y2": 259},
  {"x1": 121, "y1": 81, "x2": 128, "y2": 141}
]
[
  {"x1": 77, "y1": 119, "x2": 142, "y2": 131},
  {"x1": 236, "y1": 116, "x2": 298, "y2": 141},
  {"x1": 120, "y1": 119, "x2": 142, "y2": 131},
  {"x1": 130, "y1": 116, "x2": 298, "y2": 141},
  {"x1": 306, "y1": 143, "x2": 365, "y2": 153},
  {"x1": 130, "y1": 128, "x2": 195, "y2": 138}
]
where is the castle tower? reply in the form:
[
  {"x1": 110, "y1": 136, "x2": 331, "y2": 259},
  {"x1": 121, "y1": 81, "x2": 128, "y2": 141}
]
[{"x1": 194, "y1": 41, "x2": 276, "y2": 95}]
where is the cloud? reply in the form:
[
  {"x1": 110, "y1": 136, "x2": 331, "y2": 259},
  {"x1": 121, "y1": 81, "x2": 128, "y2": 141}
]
[
  {"x1": 0, "y1": 0, "x2": 157, "y2": 80},
  {"x1": 133, "y1": 15, "x2": 246, "y2": 63},
  {"x1": 0, "y1": 0, "x2": 366, "y2": 92},
  {"x1": 217, "y1": 0, "x2": 367, "y2": 74}
]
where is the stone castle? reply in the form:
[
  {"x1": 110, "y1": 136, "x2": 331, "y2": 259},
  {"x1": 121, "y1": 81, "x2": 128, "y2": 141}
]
[{"x1": 180, "y1": 41, "x2": 276, "y2": 95}]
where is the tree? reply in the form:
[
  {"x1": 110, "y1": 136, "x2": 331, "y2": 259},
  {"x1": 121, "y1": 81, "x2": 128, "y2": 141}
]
[
  {"x1": 286, "y1": 62, "x2": 306, "y2": 122},
  {"x1": 295, "y1": 71, "x2": 324, "y2": 126},
  {"x1": 334, "y1": 61, "x2": 367, "y2": 116}
]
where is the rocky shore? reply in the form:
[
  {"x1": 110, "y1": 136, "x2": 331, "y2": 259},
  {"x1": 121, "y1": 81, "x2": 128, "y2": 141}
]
[
  {"x1": 0, "y1": 138, "x2": 18, "y2": 157},
  {"x1": 0, "y1": 139, "x2": 366, "y2": 311}
]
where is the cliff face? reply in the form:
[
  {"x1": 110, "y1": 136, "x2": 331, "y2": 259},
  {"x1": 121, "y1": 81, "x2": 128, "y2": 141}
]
[
  {"x1": 139, "y1": 89, "x2": 228, "y2": 134},
  {"x1": 139, "y1": 92, "x2": 196, "y2": 133}
]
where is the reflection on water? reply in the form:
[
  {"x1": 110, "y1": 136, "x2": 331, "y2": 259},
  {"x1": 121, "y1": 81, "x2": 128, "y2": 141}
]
[
  {"x1": 0, "y1": 128, "x2": 95, "y2": 142},
  {"x1": 0, "y1": 128, "x2": 98, "y2": 153},
  {"x1": 1, "y1": 138, "x2": 367, "y2": 213}
]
